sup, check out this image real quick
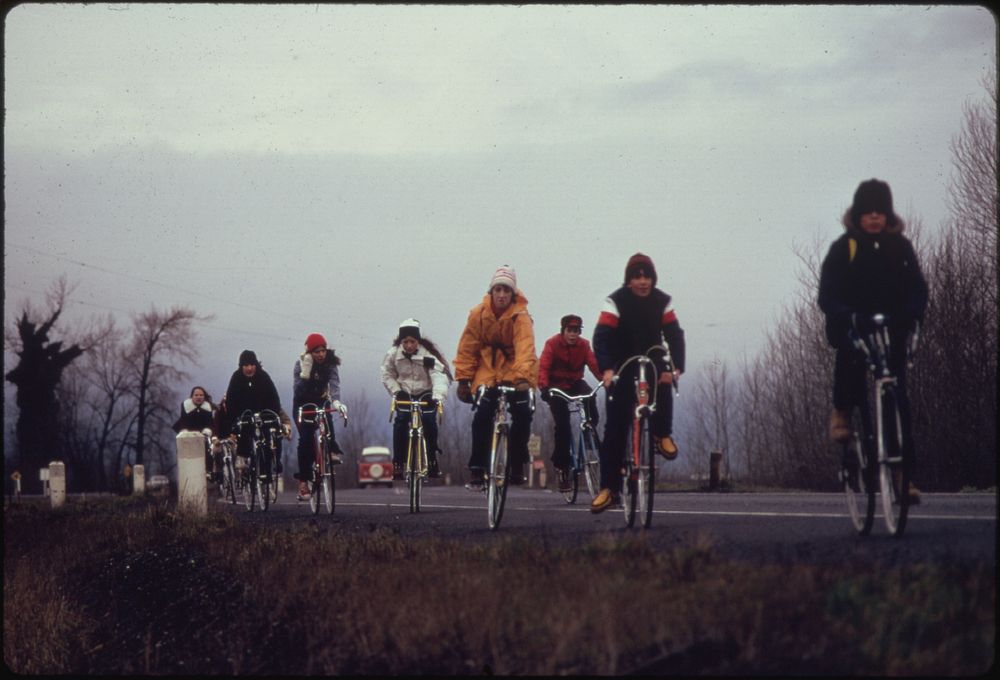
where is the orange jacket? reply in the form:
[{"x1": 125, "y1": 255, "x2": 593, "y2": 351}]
[{"x1": 453, "y1": 290, "x2": 539, "y2": 391}]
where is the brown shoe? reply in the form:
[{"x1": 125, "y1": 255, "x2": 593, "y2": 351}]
[
  {"x1": 892, "y1": 469, "x2": 922, "y2": 505},
  {"x1": 829, "y1": 409, "x2": 850, "y2": 443},
  {"x1": 591, "y1": 488, "x2": 614, "y2": 513},
  {"x1": 658, "y1": 436, "x2": 678, "y2": 460}
]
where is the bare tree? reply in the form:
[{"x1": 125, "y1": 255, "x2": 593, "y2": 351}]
[
  {"x1": 128, "y1": 306, "x2": 207, "y2": 466},
  {"x1": 5, "y1": 278, "x2": 87, "y2": 492}
]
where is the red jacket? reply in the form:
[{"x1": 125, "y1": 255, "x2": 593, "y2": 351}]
[{"x1": 538, "y1": 333, "x2": 601, "y2": 390}]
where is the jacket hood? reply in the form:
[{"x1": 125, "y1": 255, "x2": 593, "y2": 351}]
[{"x1": 842, "y1": 209, "x2": 905, "y2": 236}]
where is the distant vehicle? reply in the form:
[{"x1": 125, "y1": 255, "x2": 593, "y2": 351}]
[
  {"x1": 357, "y1": 446, "x2": 393, "y2": 488},
  {"x1": 147, "y1": 474, "x2": 170, "y2": 493}
]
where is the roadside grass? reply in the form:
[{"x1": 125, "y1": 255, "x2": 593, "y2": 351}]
[{"x1": 4, "y1": 497, "x2": 994, "y2": 675}]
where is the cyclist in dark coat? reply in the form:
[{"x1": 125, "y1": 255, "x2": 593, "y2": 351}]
[
  {"x1": 222, "y1": 350, "x2": 290, "y2": 467},
  {"x1": 590, "y1": 253, "x2": 686, "y2": 514},
  {"x1": 818, "y1": 178, "x2": 928, "y2": 501}
]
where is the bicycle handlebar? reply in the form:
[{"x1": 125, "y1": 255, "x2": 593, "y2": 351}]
[
  {"x1": 547, "y1": 383, "x2": 604, "y2": 404},
  {"x1": 297, "y1": 401, "x2": 348, "y2": 426}
]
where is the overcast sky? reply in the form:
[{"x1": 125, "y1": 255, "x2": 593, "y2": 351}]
[{"x1": 3, "y1": 3, "x2": 996, "y2": 418}]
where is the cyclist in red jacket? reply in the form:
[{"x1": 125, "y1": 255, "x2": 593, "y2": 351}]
[{"x1": 538, "y1": 314, "x2": 602, "y2": 492}]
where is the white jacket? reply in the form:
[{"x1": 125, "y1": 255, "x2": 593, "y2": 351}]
[{"x1": 380, "y1": 345, "x2": 450, "y2": 402}]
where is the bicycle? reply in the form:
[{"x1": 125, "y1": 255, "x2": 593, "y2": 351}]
[
  {"x1": 473, "y1": 384, "x2": 534, "y2": 530},
  {"x1": 547, "y1": 383, "x2": 603, "y2": 504},
  {"x1": 841, "y1": 313, "x2": 919, "y2": 537},
  {"x1": 612, "y1": 345, "x2": 675, "y2": 529},
  {"x1": 390, "y1": 391, "x2": 442, "y2": 514},
  {"x1": 234, "y1": 409, "x2": 282, "y2": 512},
  {"x1": 297, "y1": 400, "x2": 347, "y2": 515}
]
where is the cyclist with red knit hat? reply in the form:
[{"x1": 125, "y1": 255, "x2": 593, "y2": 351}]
[
  {"x1": 590, "y1": 252, "x2": 686, "y2": 513},
  {"x1": 292, "y1": 333, "x2": 347, "y2": 501}
]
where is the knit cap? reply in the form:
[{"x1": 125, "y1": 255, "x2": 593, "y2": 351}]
[
  {"x1": 304, "y1": 333, "x2": 327, "y2": 353},
  {"x1": 489, "y1": 265, "x2": 517, "y2": 291},
  {"x1": 397, "y1": 318, "x2": 421, "y2": 341},
  {"x1": 624, "y1": 253, "x2": 658, "y2": 286}
]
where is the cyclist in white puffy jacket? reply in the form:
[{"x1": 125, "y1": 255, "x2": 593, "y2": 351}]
[{"x1": 380, "y1": 319, "x2": 452, "y2": 479}]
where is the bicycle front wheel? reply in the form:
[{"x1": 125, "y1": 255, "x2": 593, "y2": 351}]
[
  {"x1": 222, "y1": 458, "x2": 237, "y2": 504},
  {"x1": 583, "y1": 428, "x2": 601, "y2": 500},
  {"x1": 622, "y1": 421, "x2": 639, "y2": 528},
  {"x1": 409, "y1": 436, "x2": 424, "y2": 514},
  {"x1": 843, "y1": 404, "x2": 875, "y2": 535},
  {"x1": 638, "y1": 419, "x2": 655, "y2": 529},
  {"x1": 487, "y1": 428, "x2": 510, "y2": 530},
  {"x1": 310, "y1": 465, "x2": 321, "y2": 515},
  {"x1": 878, "y1": 387, "x2": 909, "y2": 537},
  {"x1": 243, "y1": 457, "x2": 258, "y2": 511},
  {"x1": 562, "y1": 437, "x2": 580, "y2": 505},
  {"x1": 323, "y1": 472, "x2": 335, "y2": 514}
]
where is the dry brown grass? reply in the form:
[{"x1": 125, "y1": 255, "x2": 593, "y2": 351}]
[{"x1": 4, "y1": 496, "x2": 995, "y2": 675}]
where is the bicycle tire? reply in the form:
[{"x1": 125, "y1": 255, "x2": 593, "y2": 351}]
[
  {"x1": 638, "y1": 418, "x2": 655, "y2": 529},
  {"x1": 323, "y1": 472, "x2": 335, "y2": 515},
  {"x1": 562, "y1": 435, "x2": 580, "y2": 505},
  {"x1": 487, "y1": 428, "x2": 510, "y2": 530},
  {"x1": 878, "y1": 387, "x2": 909, "y2": 537},
  {"x1": 310, "y1": 467, "x2": 321, "y2": 515},
  {"x1": 843, "y1": 404, "x2": 875, "y2": 535},
  {"x1": 622, "y1": 420, "x2": 639, "y2": 528},
  {"x1": 583, "y1": 427, "x2": 601, "y2": 500},
  {"x1": 260, "y1": 444, "x2": 274, "y2": 511}
]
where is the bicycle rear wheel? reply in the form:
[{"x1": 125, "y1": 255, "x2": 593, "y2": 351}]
[
  {"x1": 583, "y1": 428, "x2": 601, "y2": 500},
  {"x1": 878, "y1": 387, "x2": 909, "y2": 537},
  {"x1": 842, "y1": 404, "x2": 875, "y2": 535},
  {"x1": 638, "y1": 419, "x2": 655, "y2": 529},
  {"x1": 487, "y1": 428, "x2": 510, "y2": 530}
]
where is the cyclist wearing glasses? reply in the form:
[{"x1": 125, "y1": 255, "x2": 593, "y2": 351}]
[
  {"x1": 590, "y1": 253, "x2": 686, "y2": 513},
  {"x1": 818, "y1": 178, "x2": 927, "y2": 502},
  {"x1": 454, "y1": 265, "x2": 539, "y2": 490},
  {"x1": 380, "y1": 318, "x2": 453, "y2": 479},
  {"x1": 538, "y1": 314, "x2": 602, "y2": 493},
  {"x1": 221, "y1": 349, "x2": 292, "y2": 467},
  {"x1": 292, "y1": 333, "x2": 347, "y2": 501}
]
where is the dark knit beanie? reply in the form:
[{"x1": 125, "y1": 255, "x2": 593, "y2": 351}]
[
  {"x1": 238, "y1": 350, "x2": 259, "y2": 367},
  {"x1": 624, "y1": 252, "x2": 658, "y2": 286},
  {"x1": 850, "y1": 178, "x2": 897, "y2": 228}
]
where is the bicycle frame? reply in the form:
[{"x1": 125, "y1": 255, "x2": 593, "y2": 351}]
[
  {"x1": 473, "y1": 384, "x2": 528, "y2": 530},
  {"x1": 390, "y1": 393, "x2": 441, "y2": 514},
  {"x1": 548, "y1": 383, "x2": 603, "y2": 502},
  {"x1": 847, "y1": 313, "x2": 918, "y2": 536},
  {"x1": 297, "y1": 401, "x2": 346, "y2": 515},
  {"x1": 612, "y1": 345, "x2": 667, "y2": 528},
  {"x1": 235, "y1": 409, "x2": 281, "y2": 512}
]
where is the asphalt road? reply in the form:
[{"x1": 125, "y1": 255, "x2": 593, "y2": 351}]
[{"x1": 217, "y1": 482, "x2": 996, "y2": 567}]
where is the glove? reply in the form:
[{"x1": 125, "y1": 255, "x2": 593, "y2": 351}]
[
  {"x1": 299, "y1": 353, "x2": 314, "y2": 379},
  {"x1": 334, "y1": 400, "x2": 348, "y2": 417},
  {"x1": 515, "y1": 380, "x2": 531, "y2": 392},
  {"x1": 539, "y1": 388, "x2": 550, "y2": 402},
  {"x1": 456, "y1": 381, "x2": 473, "y2": 404},
  {"x1": 282, "y1": 422, "x2": 292, "y2": 440},
  {"x1": 394, "y1": 390, "x2": 409, "y2": 401}
]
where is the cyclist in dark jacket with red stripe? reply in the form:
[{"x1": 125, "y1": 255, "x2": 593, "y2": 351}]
[{"x1": 590, "y1": 253, "x2": 686, "y2": 513}]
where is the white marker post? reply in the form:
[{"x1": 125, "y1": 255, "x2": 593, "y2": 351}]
[
  {"x1": 176, "y1": 432, "x2": 207, "y2": 516},
  {"x1": 133, "y1": 464, "x2": 145, "y2": 494},
  {"x1": 48, "y1": 461, "x2": 66, "y2": 509}
]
